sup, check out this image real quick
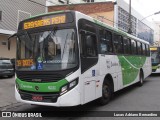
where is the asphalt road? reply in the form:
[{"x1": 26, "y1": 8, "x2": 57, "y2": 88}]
[{"x1": 0, "y1": 75, "x2": 160, "y2": 119}]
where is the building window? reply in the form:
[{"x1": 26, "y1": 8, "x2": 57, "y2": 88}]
[
  {"x1": 2, "y1": 41, "x2": 7, "y2": 45},
  {"x1": 84, "y1": 0, "x2": 94, "y2": 2},
  {"x1": 0, "y1": 11, "x2": 2, "y2": 21}
]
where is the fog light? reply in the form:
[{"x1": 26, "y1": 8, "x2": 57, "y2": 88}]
[
  {"x1": 60, "y1": 78, "x2": 78, "y2": 95},
  {"x1": 61, "y1": 85, "x2": 68, "y2": 93}
]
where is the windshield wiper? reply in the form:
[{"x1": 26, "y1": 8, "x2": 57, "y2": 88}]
[
  {"x1": 43, "y1": 27, "x2": 58, "y2": 62},
  {"x1": 61, "y1": 33, "x2": 69, "y2": 60}
]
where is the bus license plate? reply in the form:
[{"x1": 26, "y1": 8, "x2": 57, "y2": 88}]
[{"x1": 32, "y1": 96, "x2": 43, "y2": 101}]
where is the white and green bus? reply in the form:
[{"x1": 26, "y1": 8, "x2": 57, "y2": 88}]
[
  {"x1": 150, "y1": 47, "x2": 160, "y2": 73},
  {"x1": 8, "y1": 11, "x2": 151, "y2": 106}
]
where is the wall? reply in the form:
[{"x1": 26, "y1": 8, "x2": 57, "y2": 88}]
[
  {"x1": 89, "y1": 11, "x2": 114, "y2": 26},
  {"x1": 0, "y1": 0, "x2": 46, "y2": 58},
  {"x1": 0, "y1": 0, "x2": 46, "y2": 32},
  {"x1": 48, "y1": 2, "x2": 114, "y2": 26},
  {"x1": 0, "y1": 35, "x2": 16, "y2": 58}
]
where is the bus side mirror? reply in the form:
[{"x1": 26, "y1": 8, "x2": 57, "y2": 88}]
[{"x1": 8, "y1": 33, "x2": 17, "y2": 50}]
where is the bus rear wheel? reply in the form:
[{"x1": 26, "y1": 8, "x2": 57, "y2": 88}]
[{"x1": 97, "y1": 80, "x2": 113, "y2": 105}]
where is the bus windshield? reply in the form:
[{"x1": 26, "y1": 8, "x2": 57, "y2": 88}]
[
  {"x1": 17, "y1": 29, "x2": 78, "y2": 71},
  {"x1": 151, "y1": 50, "x2": 160, "y2": 63}
]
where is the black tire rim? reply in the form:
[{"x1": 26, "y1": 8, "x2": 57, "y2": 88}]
[{"x1": 103, "y1": 84, "x2": 110, "y2": 99}]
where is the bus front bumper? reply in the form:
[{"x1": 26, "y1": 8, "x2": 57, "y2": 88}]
[
  {"x1": 15, "y1": 86, "x2": 81, "y2": 107},
  {"x1": 152, "y1": 68, "x2": 160, "y2": 73}
]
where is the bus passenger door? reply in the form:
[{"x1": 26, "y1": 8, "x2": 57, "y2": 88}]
[
  {"x1": 84, "y1": 80, "x2": 96, "y2": 103},
  {"x1": 79, "y1": 30, "x2": 98, "y2": 104}
]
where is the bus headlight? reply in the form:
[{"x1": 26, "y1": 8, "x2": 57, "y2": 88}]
[{"x1": 60, "y1": 78, "x2": 78, "y2": 95}]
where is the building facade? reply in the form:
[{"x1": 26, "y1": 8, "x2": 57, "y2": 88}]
[
  {"x1": 48, "y1": 2, "x2": 115, "y2": 26},
  {"x1": 115, "y1": 0, "x2": 154, "y2": 44},
  {"x1": 0, "y1": 0, "x2": 46, "y2": 58},
  {"x1": 48, "y1": 0, "x2": 154, "y2": 44},
  {"x1": 153, "y1": 21, "x2": 160, "y2": 45}
]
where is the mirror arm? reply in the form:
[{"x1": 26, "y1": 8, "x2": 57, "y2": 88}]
[{"x1": 8, "y1": 33, "x2": 17, "y2": 50}]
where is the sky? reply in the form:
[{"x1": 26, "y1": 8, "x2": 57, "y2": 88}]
[{"x1": 123, "y1": 0, "x2": 160, "y2": 21}]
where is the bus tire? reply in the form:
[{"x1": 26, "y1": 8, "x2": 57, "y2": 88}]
[
  {"x1": 137, "y1": 71, "x2": 143, "y2": 86},
  {"x1": 97, "y1": 79, "x2": 113, "y2": 105}
]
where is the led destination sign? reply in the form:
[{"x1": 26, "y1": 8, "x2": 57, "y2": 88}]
[
  {"x1": 17, "y1": 59, "x2": 33, "y2": 67},
  {"x1": 23, "y1": 15, "x2": 66, "y2": 30},
  {"x1": 150, "y1": 47, "x2": 157, "y2": 51}
]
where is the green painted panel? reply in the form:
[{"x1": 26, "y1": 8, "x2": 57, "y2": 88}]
[
  {"x1": 16, "y1": 78, "x2": 68, "y2": 92},
  {"x1": 118, "y1": 56, "x2": 146, "y2": 85}
]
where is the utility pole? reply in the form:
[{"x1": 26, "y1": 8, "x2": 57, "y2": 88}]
[
  {"x1": 128, "y1": 0, "x2": 132, "y2": 34},
  {"x1": 67, "y1": 0, "x2": 69, "y2": 4}
]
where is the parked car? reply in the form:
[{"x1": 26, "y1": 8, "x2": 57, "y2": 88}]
[{"x1": 0, "y1": 58, "x2": 15, "y2": 78}]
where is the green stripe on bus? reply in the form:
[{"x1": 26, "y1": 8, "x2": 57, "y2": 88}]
[
  {"x1": 16, "y1": 78, "x2": 68, "y2": 92},
  {"x1": 118, "y1": 56, "x2": 146, "y2": 85}
]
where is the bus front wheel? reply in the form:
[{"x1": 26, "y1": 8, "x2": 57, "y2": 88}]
[{"x1": 97, "y1": 79, "x2": 113, "y2": 105}]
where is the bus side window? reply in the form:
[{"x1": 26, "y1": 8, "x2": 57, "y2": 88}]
[
  {"x1": 146, "y1": 45, "x2": 150, "y2": 56},
  {"x1": 131, "y1": 39, "x2": 137, "y2": 55},
  {"x1": 137, "y1": 42, "x2": 142, "y2": 55},
  {"x1": 99, "y1": 29, "x2": 113, "y2": 54},
  {"x1": 113, "y1": 34, "x2": 123, "y2": 54},
  {"x1": 85, "y1": 34, "x2": 97, "y2": 57},
  {"x1": 142, "y1": 43, "x2": 146, "y2": 56},
  {"x1": 145, "y1": 44, "x2": 147, "y2": 56},
  {"x1": 123, "y1": 37, "x2": 131, "y2": 54},
  {"x1": 79, "y1": 30, "x2": 97, "y2": 57}
]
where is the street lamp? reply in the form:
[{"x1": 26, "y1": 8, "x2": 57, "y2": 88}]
[{"x1": 141, "y1": 11, "x2": 160, "y2": 21}]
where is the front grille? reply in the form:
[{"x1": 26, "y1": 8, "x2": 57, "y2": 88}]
[
  {"x1": 17, "y1": 73, "x2": 64, "y2": 82},
  {"x1": 19, "y1": 90, "x2": 59, "y2": 103}
]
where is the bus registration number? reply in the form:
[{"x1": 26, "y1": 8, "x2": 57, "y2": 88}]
[{"x1": 32, "y1": 95, "x2": 43, "y2": 101}]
